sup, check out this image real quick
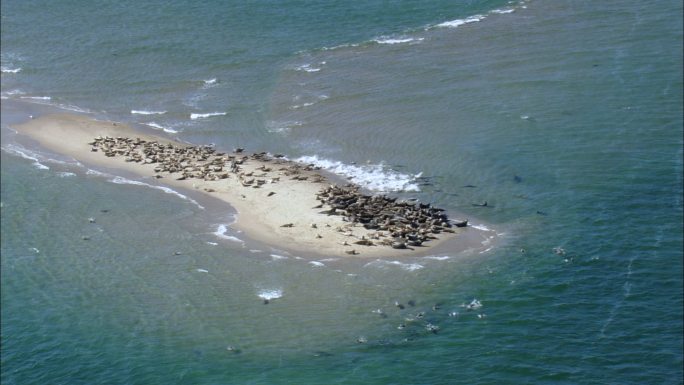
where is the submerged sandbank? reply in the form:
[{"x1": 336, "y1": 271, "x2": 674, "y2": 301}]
[{"x1": 12, "y1": 113, "x2": 494, "y2": 258}]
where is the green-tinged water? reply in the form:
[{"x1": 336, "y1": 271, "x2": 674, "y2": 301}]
[{"x1": 2, "y1": 0, "x2": 682, "y2": 383}]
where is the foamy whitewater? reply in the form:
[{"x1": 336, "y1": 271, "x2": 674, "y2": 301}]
[
  {"x1": 256, "y1": 288, "x2": 283, "y2": 301},
  {"x1": 109, "y1": 176, "x2": 205, "y2": 210},
  {"x1": 143, "y1": 122, "x2": 180, "y2": 134},
  {"x1": 131, "y1": 110, "x2": 167, "y2": 115},
  {"x1": 1, "y1": 144, "x2": 50, "y2": 170},
  {"x1": 213, "y1": 224, "x2": 243, "y2": 243},
  {"x1": 190, "y1": 112, "x2": 227, "y2": 120},
  {"x1": 296, "y1": 155, "x2": 420, "y2": 192}
]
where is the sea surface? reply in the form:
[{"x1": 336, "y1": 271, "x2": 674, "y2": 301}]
[{"x1": 1, "y1": 0, "x2": 682, "y2": 384}]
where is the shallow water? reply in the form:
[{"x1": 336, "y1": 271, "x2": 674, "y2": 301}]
[{"x1": 2, "y1": 0, "x2": 682, "y2": 383}]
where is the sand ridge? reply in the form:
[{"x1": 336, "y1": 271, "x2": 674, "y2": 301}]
[{"x1": 13, "y1": 113, "x2": 482, "y2": 258}]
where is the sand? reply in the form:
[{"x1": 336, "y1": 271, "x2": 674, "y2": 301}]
[{"x1": 12, "y1": 113, "x2": 491, "y2": 258}]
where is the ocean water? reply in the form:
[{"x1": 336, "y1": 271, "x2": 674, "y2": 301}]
[{"x1": 2, "y1": 0, "x2": 682, "y2": 383}]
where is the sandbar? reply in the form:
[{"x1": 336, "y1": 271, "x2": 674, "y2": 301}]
[{"x1": 12, "y1": 113, "x2": 491, "y2": 258}]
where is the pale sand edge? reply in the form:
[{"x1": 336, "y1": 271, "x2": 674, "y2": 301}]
[{"x1": 12, "y1": 113, "x2": 490, "y2": 258}]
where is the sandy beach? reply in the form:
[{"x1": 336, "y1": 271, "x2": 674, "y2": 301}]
[{"x1": 12, "y1": 113, "x2": 489, "y2": 258}]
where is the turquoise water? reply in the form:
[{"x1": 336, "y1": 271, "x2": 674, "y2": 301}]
[{"x1": 2, "y1": 0, "x2": 682, "y2": 384}]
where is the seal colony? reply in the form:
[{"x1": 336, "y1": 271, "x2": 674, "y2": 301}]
[
  {"x1": 87, "y1": 135, "x2": 466, "y2": 251},
  {"x1": 13, "y1": 113, "x2": 488, "y2": 258}
]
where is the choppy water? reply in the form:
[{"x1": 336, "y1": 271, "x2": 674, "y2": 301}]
[{"x1": 2, "y1": 0, "x2": 682, "y2": 384}]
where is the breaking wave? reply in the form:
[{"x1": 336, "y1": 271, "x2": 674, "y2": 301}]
[
  {"x1": 295, "y1": 155, "x2": 420, "y2": 192},
  {"x1": 110, "y1": 176, "x2": 204, "y2": 209}
]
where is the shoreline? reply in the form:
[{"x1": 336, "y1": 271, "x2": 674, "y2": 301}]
[{"x1": 8, "y1": 109, "x2": 497, "y2": 258}]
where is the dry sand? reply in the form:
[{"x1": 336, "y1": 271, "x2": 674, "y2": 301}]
[{"x1": 13, "y1": 113, "x2": 492, "y2": 258}]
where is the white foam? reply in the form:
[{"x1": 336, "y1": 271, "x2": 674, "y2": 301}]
[
  {"x1": 57, "y1": 103, "x2": 93, "y2": 114},
  {"x1": 364, "y1": 259, "x2": 424, "y2": 271},
  {"x1": 2, "y1": 144, "x2": 50, "y2": 170},
  {"x1": 290, "y1": 94, "x2": 329, "y2": 110},
  {"x1": 290, "y1": 102, "x2": 315, "y2": 110},
  {"x1": 29, "y1": 247, "x2": 40, "y2": 254},
  {"x1": 470, "y1": 224, "x2": 492, "y2": 232},
  {"x1": 295, "y1": 64, "x2": 322, "y2": 72},
  {"x1": 295, "y1": 155, "x2": 420, "y2": 192},
  {"x1": 424, "y1": 255, "x2": 450, "y2": 261},
  {"x1": 213, "y1": 224, "x2": 243, "y2": 243},
  {"x1": 309, "y1": 261, "x2": 325, "y2": 267},
  {"x1": 190, "y1": 112, "x2": 226, "y2": 120},
  {"x1": 196, "y1": 268, "x2": 209, "y2": 273},
  {"x1": 144, "y1": 122, "x2": 179, "y2": 134},
  {"x1": 491, "y1": 8, "x2": 515, "y2": 14},
  {"x1": 4, "y1": 89, "x2": 25, "y2": 96},
  {"x1": 203, "y1": 78, "x2": 218, "y2": 86},
  {"x1": 109, "y1": 176, "x2": 205, "y2": 209},
  {"x1": 435, "y1": 15, "x2": 486, "y2": 28},
  {"x1": 257, "y1": 288, "x2": 283, "y2": 301},
  {"x1": 85, "y1": 168, "x2": 109, "y2": 177},
  {"x1": 270, "y1": 254, "x2": 288, "y2": 260},
  {"x1": 206, "y1": 241, "x2": 218, "y2": 246},
  {"x1": 131, "y1": 110, "x2": 166, "y2": 115},
  {"x1": 373, "y1": 37, "x2": 424, "y2": 45},
  {"x1": 20, "y1": 96, "x2": 51, "y2": 100},
  {"x1": 56, "y1": 172, "x2": 76, "y2": 177},
  {"x1": 1, "y1": 66, "x2": 21, "y2": 73}
]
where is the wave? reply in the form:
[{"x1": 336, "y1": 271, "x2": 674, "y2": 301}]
[
  {"x1": 54, "y1": 103, "x2": 93, "y2": 114},
  {"x1": 364, "y1": 259, "x2": 424, "y2": 271},
  {"x1": 423, "y1": 255, "x2": 450, "y2": 261},
  {"x1": 1, "y1": 144, "x2": 50, "y2": 170},
  {"x1": 470, "y1": 224, "x2": 493, "y2": 232},
  {"x1": 202, "y1": 78, "x2": 218, "y2": 88},
  {"x1": 86, "y1": 168, "x2": 109, "y2": 177},
  {"x1": 1, "y1": 89, "x2": 24, "y2": 99},
  {"x1": 290, "y1": 94, "x2": 329, "y2": 110},
  {"x1": 295, "y1": 63, "x2": 322, "y2": 73},
  {"x1": 305, "y1": 2, "x2": 524, "y2": 54},
  {"x1": 290, "y1": 102, "x2": 315, "y2": 109},
  {"x1": 131, "y1": 110, "x2": 166, "y2": 115},
  {"x1": 309, "y1": 261, "x2": 325, "y2": 267},
  {"x1": 2, "y1": 90, "x2": 95, "y2": 115},
  {"x1": 270, "y1": 254, "x2": 288, "y2": 260},
  {"x1": 434, "y1": 15, "x2": 486, "y2": 29},
  {"x1": 257, "y1": 288, "x2": 283, "y2": 301},
  {"x1": 430, "y1": 2, "x2": 523, "y2": 30},
  {"x1": 1, "y1": 67, "x2": 22, "y2": 73},
  {"x1": 143, "y1": 122, "x2": 180, "y2": 134},
  {"x1": 109, "y1": 176, "x2": 205, "y2": 209},
  {"x1": 20, "y1": 96, "x2": 51, "y2": 100},
  {"x1": 213, "y1": 224, "x2": 243, "y2": 243},
  {"x1": 190, "y1": 112, "x2": 226, "y2": 120},
  {"x1": 295, "y1": 155, "x2": 420, "y2": 192},
  {"x1": 373, "y1": 37, "x2": 424, "y2": 45}
]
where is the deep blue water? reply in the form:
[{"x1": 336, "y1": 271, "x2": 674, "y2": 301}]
[{"x1": 2, "y1": 0, "x2": 682, "y2": 384}]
